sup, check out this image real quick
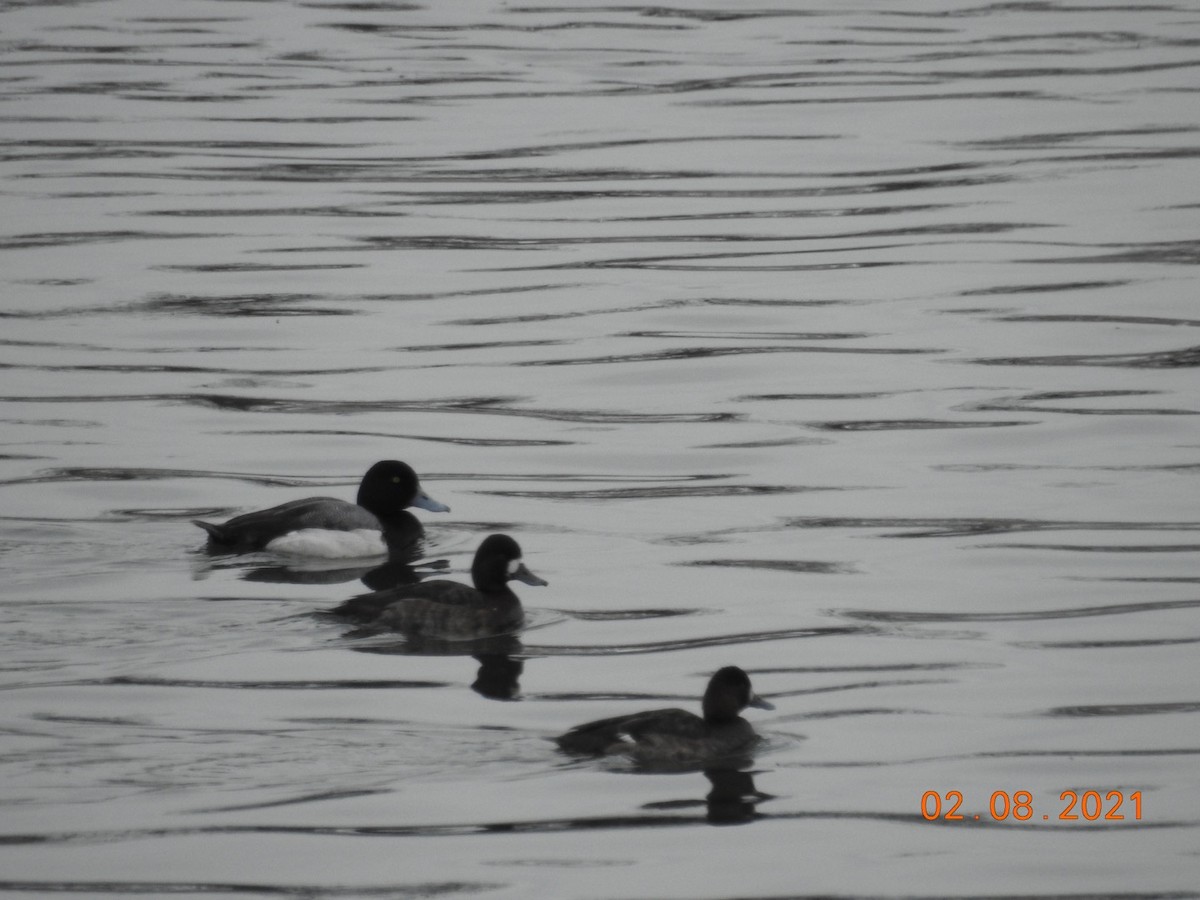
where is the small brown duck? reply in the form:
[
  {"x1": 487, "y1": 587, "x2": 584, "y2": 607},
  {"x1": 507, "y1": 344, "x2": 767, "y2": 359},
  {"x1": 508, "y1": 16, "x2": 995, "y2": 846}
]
[
  {"x1": 555, "y1": 666, "x2": 773, "y2": 766},
  {"x1": 331, "y1": 534, "x2": 547, "y2": 641}
]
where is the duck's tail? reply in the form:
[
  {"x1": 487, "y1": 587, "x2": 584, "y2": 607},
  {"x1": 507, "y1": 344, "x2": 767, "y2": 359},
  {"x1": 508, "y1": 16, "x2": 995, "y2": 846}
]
[{"x1": 192, "y1": 519, "x2": 230, "y2": 543}]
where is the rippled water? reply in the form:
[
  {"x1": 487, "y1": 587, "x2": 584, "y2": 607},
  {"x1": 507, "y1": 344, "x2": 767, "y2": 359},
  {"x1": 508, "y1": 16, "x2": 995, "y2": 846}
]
[{"x1": 2, "y1": 0, "x2": 1199, "y2": 897}]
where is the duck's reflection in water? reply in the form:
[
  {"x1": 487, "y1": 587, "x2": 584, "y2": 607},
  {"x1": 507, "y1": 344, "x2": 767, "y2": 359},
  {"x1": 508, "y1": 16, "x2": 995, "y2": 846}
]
[
  {"x1": 194, "y1": 539, "x2": 450, "y2": 588},
  {"x1": 622, "y1": 765, "x2": 772, "y2": 826},
  {"x1": 225, "y1": 555, "x2": 432, "y2": 587},
  {"x1": 352, "y1": 633, "x2": 526, "y2": 701},
  {"x1": 701, "y1": 768, "x2": 772, "y2": 825},
  {"x1": 639, "y1": 767, "x2": 771, "y2": 825},
  {"x1": 471, "y1": 651, "x2": 525, "y2": 700}
]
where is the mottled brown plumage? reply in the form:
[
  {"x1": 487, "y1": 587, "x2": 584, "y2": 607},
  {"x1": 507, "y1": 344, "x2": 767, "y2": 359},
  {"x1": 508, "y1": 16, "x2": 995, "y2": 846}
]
[
  {"x1": 555, "y1": 667, "x2": 773, "y2": 765},
  {"x1": 332, "y1": 534, "x2": 547, "y2": 641}
]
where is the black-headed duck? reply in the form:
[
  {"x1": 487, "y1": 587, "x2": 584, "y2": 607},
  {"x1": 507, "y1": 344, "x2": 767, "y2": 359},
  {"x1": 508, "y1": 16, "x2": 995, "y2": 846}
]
[
  {"x1": 555, "y1": 666, "x2": 773, "y2": 766},
  {"x1": 332, "y1": 533, "x2": 547, "y2": 640},
  {"x1": 193, "y1": 460, "x2": 449, "y2": 557}
]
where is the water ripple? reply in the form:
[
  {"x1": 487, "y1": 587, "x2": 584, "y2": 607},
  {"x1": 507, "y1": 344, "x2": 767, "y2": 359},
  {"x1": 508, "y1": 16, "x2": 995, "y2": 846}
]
[
  {"x1": 0, "y1": 812, "x2": 1187, "y2": 856},
  {"x1": 973, "y1": 345, "x2": 1200, "y2": 369},
  {"x1": 0, "y1": 467, "x2": 362, "y2": 489},
  {"x1": 1048, "y1": 701, "x2": 1200, "y2": 718},
  {"x1": 810, "y1": 418, "x2": 1034, "y2": 431},
  {"x1": 837, "y1": 598, "x2": 1200, "y2": 624},
  {"x1": 95, "y1": 676, "x2": 449, "y2": 690},
  {"x1": 0, "y1": 393, "x2": 740, "y2": 424},
  {"x1": 0, "y1": 879, "x2": 504, "y2": 897},
  {"x1": 521, "y1": 344, "x2": 937, "y2": 366},
  {"x1": 781, "y1": 516, "x2": 1200, "y2": 538},
  {"x1": 961, "y1": 390, "x2": 1196, "y2": 416},
  {"x1": 679, "y1": 559, "x2": 856, "y2": 575},
  {"x1": 482, "y1": 483, "x2": 821, "y2": 501},
  {"x1": 0, "y1": 230, "x2": 209, "y2": 250},
  {"x1": 522, "y1": 625, "x2": 867, "y2": 657}
]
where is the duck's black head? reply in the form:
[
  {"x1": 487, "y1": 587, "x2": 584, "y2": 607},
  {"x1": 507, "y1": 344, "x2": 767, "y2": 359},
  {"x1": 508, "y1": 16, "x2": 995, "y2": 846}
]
[
  {"x1": 701, "y1": 666, "x2": 774, "y2": 724},
  {"x1": 471, "y1": 533, "x2": 548, "y2": 594},
  {"x1": 357, "y1": 460, "x2": 450, "y2": 519}
]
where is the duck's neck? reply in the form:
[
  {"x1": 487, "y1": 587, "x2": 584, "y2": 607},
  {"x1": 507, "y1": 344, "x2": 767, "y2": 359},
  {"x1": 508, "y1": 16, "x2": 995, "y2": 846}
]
[
  {"x1": 471, "y1": 568, "x2": 516, "y2": 596},
  {"x1": 701, "y1": 695, "x2": 740, "y2": 724},
  {"x1": 371, "y1": 506, "x2": 420, "y2": 529}
]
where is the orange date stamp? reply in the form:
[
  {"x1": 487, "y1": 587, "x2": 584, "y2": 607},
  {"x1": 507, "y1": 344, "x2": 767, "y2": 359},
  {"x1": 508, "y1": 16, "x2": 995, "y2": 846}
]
[{"x1": 922, "y1": 790, "x2": 1142, "y2": 822}]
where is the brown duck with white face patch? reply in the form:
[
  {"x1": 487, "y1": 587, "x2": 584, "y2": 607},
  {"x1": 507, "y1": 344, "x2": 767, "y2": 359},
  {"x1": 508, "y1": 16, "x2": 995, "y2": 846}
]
[{"x1": 331, "y1": 534, "x2": 548, "y2": 641}]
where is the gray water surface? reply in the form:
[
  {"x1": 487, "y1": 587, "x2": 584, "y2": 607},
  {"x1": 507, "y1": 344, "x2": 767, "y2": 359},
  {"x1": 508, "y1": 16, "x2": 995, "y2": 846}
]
[{"x1": 2, "y1": 1, "x2": 1199, "y2": 897}]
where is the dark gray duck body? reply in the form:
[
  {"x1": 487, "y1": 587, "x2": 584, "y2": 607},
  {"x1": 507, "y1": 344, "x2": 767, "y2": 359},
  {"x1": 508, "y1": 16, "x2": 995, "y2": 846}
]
[
  {"x1": 332, "y1": 534, "x2": 547, "y2": 641},
  {"x1": 555, "y1": 666, "x2": 773, "y2": 765}
]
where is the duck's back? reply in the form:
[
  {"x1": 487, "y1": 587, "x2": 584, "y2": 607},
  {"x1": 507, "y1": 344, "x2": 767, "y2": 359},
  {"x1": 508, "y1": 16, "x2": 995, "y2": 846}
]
[
  {"x1": 334, "y1": 580, "x2": 523, "y2": 641},
  {"x1": 196, "y1": 497, "x2": 379, "y2": 550},
  {"x1": 556, "y1": 708, "x2": 758, "y2": 763},
  {"x1": 555, "y1": 708, "x2": 697, "y2": 755}
]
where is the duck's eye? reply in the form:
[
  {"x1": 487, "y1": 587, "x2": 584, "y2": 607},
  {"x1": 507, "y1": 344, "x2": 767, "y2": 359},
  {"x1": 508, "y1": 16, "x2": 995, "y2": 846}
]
[{"x1": 392, "y1": 476, "x2": 400, "y2": 484}]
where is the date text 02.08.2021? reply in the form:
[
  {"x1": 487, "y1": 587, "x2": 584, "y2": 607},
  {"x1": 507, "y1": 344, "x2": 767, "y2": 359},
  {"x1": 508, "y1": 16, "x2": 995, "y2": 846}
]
[{"x1": 922, "y1": 790, "x2": 1142, "y2": 822}]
